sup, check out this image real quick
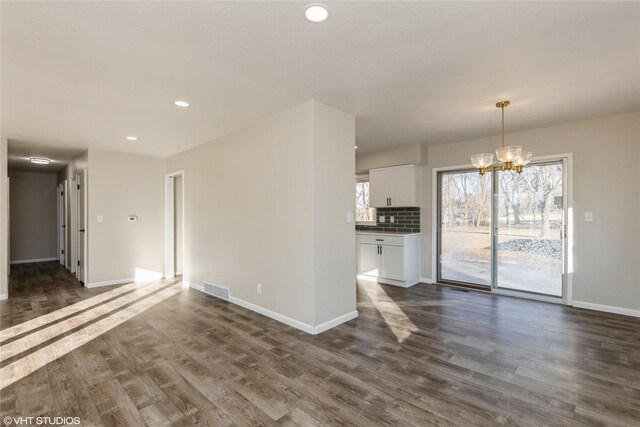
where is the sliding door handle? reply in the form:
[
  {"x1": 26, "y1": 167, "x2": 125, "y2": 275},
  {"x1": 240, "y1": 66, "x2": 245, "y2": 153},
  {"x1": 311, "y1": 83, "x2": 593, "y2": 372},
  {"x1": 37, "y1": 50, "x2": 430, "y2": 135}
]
[{"x1": 79, "y1": 229, "x2": 85, "y2": 233}]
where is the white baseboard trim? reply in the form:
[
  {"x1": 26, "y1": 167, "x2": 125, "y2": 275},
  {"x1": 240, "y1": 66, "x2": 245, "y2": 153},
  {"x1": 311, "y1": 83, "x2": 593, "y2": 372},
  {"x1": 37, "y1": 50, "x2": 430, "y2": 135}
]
[
  {"x1": 572, "y1": 301, "x2": 640, "y2": 318},
  {"x1": 0, "y1": 293, "x2": 7, "y2": 301},
  {"x1": 189, "y1": 284, "x2": 356, "y2": 334},
  {"x1": 189, "y1": 282, "x2": 204, "y2": 292},
  {"x1": 10, "y1": 257, "x2": 58, "y2": 265},
  {"x1": 357, "y1": 274, "x2": 419, "y2": 288},
  {"x1": 229, "y1": 296, "x2": 315, "y2": 334},
  {"x1": 419, "y1": 277, "x2": 435, "y2": 284},
  {"x1": 314, "y1": 310, "x2": 358, "y2": 334},
  {"x1": 86, "y1": 278, "x2": 134, "y2": 289}
]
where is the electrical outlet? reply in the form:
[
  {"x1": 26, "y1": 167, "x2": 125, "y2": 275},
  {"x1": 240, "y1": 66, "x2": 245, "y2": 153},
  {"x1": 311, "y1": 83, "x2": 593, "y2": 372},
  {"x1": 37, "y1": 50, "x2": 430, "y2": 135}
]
[
  {"x1": 585, "y1": 212, "x2": 593, "y2": 222},
  {"x1": 97, "y1": 215, "x2": 103, "y2": 223},
  {"x1": 390, "y1": 216, "x2": 395, "y2": 223},
  {"x1": 257, "y1": 283, "x2": 262, "y2": 295},
  {"x1": 379, "y1": 215, "x2": 385, "y2": 223}
]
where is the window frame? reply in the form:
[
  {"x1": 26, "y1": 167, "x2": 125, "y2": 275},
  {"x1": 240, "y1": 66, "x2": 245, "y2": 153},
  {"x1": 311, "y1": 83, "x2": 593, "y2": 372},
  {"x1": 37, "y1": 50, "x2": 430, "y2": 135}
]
[{"x1": 356, "y1": 174, "x2": 376, "y2": 225}]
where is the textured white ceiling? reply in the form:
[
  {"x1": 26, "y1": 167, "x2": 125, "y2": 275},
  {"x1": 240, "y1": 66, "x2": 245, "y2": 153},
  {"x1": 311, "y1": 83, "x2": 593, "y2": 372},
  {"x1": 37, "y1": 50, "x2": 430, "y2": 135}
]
[{"x1": 1, "y1": 1, "x2": 639, "y2": 156}]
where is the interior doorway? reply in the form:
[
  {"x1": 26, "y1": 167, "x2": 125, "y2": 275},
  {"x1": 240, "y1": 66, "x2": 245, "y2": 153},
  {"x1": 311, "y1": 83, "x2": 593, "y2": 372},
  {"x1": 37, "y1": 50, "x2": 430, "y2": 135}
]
[
  {"x1": 165, "y1": 171, "x2": 184, "y2": 279},
  {"x1": 436, "y1": 155, "x2": 572, "y2": 303}
]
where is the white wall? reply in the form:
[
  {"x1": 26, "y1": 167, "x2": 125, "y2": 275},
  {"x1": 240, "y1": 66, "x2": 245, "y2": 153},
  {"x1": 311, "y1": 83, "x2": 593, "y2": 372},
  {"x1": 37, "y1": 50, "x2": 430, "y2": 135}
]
[
  {"x1": 356, "y1": 143, "x2": 427, "y2": 174},
  {"x1": 87, "y1": 149, "x2": 165, "y2": 286},
  {"x1": 165, "y1": 101, "x2": 356, "y2": 330},
  {"x1": 313, "y1": 102, "x2": 357, "y2": 325},
  {"x1": 9, "y1": 171, "x2": 58, "y2": 262},
  {"x1": 356, "y1": 112, "x2": 640, "y2": 314},
  {"x1": 0, "y1": 138, "x2": 8, "y2": 299}
]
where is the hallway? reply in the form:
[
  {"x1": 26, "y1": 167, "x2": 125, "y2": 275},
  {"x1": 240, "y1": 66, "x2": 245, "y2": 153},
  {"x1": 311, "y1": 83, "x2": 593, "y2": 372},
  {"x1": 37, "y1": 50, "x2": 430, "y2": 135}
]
[{"x1": 2, "y1": 262, "x2": 103, "y2": 326}]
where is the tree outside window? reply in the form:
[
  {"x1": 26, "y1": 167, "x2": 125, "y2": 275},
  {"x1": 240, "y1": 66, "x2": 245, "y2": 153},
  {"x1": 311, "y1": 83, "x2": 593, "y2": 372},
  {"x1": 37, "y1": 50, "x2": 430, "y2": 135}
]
[{"x1": 356, "y1": 179, "x2": 375, "y2": 223}]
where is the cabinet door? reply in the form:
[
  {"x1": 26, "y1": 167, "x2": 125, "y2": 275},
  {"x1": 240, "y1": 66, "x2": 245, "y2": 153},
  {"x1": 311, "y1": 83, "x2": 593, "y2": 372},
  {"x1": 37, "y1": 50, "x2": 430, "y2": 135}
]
[
  {"x1": 369, "y1": 168, "x2": 390, "y2": 208},
  {"x1": 359, "y1": 243, "x2": 380, "y2": 277},
  {"x1": 380, "y1": 245, "x2": 405, "y2": 281},
  {"x1": 389, "y1": 165, "x2": 418, "y2": 207}
]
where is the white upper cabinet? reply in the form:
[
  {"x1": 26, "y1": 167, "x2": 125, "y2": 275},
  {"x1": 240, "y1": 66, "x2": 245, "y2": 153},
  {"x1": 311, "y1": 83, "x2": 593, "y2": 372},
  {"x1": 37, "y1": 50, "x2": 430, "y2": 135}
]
[
  {"x1": 369, "y1": 164, "x2": 419, "y2": 207},
  {"x1": 369, "y1": 168, "x2": 390, "y2": 208}
]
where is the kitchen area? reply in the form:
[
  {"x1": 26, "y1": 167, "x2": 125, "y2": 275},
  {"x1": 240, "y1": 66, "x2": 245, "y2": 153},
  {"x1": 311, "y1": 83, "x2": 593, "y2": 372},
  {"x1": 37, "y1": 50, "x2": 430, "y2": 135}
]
[{"x1": 356, "y1": 164, "x2": 421, "y2": 287}]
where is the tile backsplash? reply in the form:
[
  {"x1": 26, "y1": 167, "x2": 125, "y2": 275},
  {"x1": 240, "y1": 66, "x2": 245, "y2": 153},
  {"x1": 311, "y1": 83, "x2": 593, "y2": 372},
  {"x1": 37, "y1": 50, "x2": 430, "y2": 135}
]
[{"x1": 356, "y1": 207, "x2": 420, "y2": 233}]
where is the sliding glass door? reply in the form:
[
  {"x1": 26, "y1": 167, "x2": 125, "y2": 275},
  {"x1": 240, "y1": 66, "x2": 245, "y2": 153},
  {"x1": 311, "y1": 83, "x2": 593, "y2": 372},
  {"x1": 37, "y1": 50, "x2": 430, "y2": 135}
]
[
  {"x1": 437, "y1": 159, "x2": 567, "y2": 299},
  {"x1": 438, "y1": 170, "x2": 492, "y2": 287},
  {"x1": 495, "y1": 161, "x2": 564, "y2": 296}
]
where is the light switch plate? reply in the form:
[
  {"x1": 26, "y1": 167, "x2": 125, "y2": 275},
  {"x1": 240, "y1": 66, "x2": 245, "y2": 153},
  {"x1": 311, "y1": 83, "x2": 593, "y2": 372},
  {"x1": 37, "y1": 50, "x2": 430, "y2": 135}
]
[
  {"x1": 346, "y1": 212, "x2": 354, "y2": 223},
  {"x1": 585, "y1": 212, "x2": 593, "y2": 222},
  {"x1": 390, "y1": 216, "x2": 395, "y2": 223},
  {"x1": 379, "y1": 215, "x2": 385, "y2": 223},
  {"x1": 97, "y1": 215, "x2": 103, "y2": 223}
]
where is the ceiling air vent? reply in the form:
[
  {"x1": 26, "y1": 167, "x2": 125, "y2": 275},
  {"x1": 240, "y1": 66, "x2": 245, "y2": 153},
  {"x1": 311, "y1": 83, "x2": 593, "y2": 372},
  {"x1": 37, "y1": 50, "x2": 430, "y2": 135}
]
[{"x1": 203, "y1": 282, "x2": 230, "y2": 301}]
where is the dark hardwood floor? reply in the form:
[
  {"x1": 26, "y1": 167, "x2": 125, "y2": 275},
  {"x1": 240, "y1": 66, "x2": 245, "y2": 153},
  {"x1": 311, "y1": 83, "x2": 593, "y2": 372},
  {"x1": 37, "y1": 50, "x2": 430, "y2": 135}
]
[{"x1": 1, "y1": 262, "x2": 639, "y2": 426}]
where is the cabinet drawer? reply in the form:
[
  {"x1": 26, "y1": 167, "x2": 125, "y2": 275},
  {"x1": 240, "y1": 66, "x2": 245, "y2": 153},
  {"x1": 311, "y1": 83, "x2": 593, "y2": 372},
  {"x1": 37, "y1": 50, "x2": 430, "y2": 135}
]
[{"x1": 357, "y1": 234, "x2": 405, "y2": 246}]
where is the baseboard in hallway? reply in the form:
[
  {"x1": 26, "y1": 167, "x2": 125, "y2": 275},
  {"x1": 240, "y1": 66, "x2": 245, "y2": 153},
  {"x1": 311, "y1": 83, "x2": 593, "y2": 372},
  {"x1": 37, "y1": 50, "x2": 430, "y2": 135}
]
[{"x1": 10, "y1": 257, "x2": 58, "y2": 265}]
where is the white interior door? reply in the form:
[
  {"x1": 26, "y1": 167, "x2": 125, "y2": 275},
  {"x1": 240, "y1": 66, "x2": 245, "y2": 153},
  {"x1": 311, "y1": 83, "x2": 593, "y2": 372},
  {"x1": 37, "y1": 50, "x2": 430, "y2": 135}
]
[
  {"x1": 165, "y1": 171, "x2": 184, "y2": 279},
  {"x1": 77, "y1": 170, "x2": 87, "y2": 283},
  {"x1": 174, "y1": 175, "x2": 183, "y2": 275},
  {"x1": 69, "y1": 178, "x2": 77, "y2": 273},
  {"x1": 58, "y1": 183, "x2": 64, "y2": 264},
  {"x1": 63, "y1": 180, "x2": 69, "y2": 269}
]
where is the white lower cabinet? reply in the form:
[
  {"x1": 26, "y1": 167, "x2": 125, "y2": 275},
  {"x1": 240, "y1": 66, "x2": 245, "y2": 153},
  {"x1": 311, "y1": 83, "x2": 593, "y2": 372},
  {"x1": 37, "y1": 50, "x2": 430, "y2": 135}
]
[{"x1": 357, "y1": 233, "x2": 420, "y2": 287}]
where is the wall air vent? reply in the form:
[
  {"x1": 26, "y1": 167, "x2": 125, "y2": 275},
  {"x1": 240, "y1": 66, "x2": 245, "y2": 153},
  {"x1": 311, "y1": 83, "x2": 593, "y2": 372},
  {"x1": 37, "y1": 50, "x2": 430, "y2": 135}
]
[{"x1": 203, "y1": 282, "x2": 230, "y2": 301}]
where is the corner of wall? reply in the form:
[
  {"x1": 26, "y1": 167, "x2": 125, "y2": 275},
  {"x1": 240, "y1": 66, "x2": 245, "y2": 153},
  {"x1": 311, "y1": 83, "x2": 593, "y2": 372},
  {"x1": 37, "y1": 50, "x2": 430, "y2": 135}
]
[{"x1": 0, "y1": 138, "x2": 8, "y2": 297}]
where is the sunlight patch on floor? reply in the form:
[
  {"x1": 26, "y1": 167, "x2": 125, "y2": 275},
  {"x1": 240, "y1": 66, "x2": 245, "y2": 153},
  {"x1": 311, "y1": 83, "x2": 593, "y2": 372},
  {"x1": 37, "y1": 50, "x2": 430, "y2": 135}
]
[
  {"x1": 0, "y1": 282, "x2": 182, "y2": 389},
  {"x1": 361, "y1": 282, "x2": 418, "y2": 343},
  {"x1": 0, "y1": 280, "x2": 156, "y2": 343},
  {"x1": 0, "y1": 280, "x2": 175, "y2": 363},
  {"x1": 134, "y1": 268, "x2": 164, "y2": 282}
]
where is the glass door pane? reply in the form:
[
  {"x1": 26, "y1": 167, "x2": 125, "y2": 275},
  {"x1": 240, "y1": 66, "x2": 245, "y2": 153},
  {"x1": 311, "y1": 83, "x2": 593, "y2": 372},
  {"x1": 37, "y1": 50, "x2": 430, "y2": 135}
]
[
  {"x1": 438, "y1": 170, "x2": 492, "y2": 286},
  {"x1": 495, "y1": 161, "x2": 564, "y2": 297}
]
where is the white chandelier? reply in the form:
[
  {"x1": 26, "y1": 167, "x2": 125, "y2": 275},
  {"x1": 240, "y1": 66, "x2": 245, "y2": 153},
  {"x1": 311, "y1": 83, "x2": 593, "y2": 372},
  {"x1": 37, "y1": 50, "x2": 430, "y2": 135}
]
[{"x1": 471, "y1": 101, "x2": 532, "y2": 175}]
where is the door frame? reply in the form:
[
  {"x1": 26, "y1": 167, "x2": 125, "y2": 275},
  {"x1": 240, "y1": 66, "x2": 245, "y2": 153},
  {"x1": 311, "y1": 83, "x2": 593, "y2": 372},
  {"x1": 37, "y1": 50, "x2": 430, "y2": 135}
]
[
  {"x1": 63, "y1": 180, "x2": 69, "y2": 269},
  {"x1": 432, "y1": 153, "x2": 573, "y2": 305},
  {"x1": 435, "y1": 166, "x2": 492, "y2": 290},
  {"x1": 76, "y1": 169, "x2": 88, "y2": 284},
  {"x1": 164, "y1": 170, "x2": 185, "y2": 279},
  {"x1": 69, "y1": 177, "x2": 77, "y2": 273}
]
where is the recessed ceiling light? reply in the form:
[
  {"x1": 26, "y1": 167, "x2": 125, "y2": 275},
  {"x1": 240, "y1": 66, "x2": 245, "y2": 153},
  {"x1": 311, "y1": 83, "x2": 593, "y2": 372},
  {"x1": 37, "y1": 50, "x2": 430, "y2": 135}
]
[
  {"x1": 126, "y1": 136, "x2": 138, "y2": 141},
  {"x1": 30, "y1": 157, "x2": 50, "y2": 165},
  {"x1": 174, "y1": 100, "x2": 190, "y2": 107},
  {"x1": 305, "y1": 4, "x2": 329, "y2": 23}
]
